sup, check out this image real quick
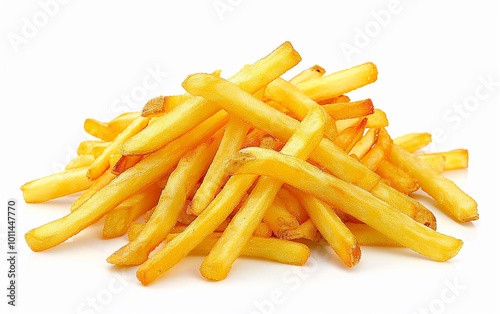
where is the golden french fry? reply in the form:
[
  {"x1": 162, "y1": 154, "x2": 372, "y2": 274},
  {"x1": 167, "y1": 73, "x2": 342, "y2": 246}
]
[
  {"x1": 111, "y1": 155, "x2": 143, "y2": 175},
  {"x1": 189, "y1": 116, "x2": 250, "y2": 216},
  {"x1": 128, "y1": 222, "x2": 145, "y2": 241},
  {"x1": 142, "y1": 95, "x2": 191, "y2": 117},
  {"x1": 418, "y1": 149, "x2": 468, "y2": 171},
  {"x1": 277, "y1": 188, "x2": 308, "y2": 224},
  {"x1": 102, "y1": 183, "x2": 163, "y2": 239},
  {"x1": 107, "y1": 132, "x2": 222, "y2": 265},
  {"x1": 87, "y1": 117, "x2": 150, "y2": 180},
  {"x1": 241, "y1": 129, "x2": 266, "y2": 149},
  {"x1": 70, "y1": 170, "x2": 116, "y2": 212},
  {"x1": 360, "y1": 128, "x2": 392, "y2": 171},
  {"x1": 345, "y1": 223, "x2": 402, "y2": 247},
  {"x1": 419, "y1": 154, "x2": 446, "y2": 173},
  {"x1": 120, "y1": 41, "x2": 302, "y2": 155},
  {"x1": 65, "y1": 154, "x2": 95, "y2": 170},
  {"x1": 349, "y1": 128, "x2": 379, "y2": 159},
  {"x1": 376, "y1": 159, "x2": 420, "y2": 195},
  {"x1": 77, "y1": 140, "x2": 106, "y2": 155},
  {"x1": 393, "y1": 132, "x2": 432, "y2": 153},
  {"x1": 296, "y1": 62, "x2": 378, "y2": 102},
  {"x1": 91, "y1": 142, "x2": 111, "y2": 158},
  {"x1": 84, "y1": 112, "x2": 141, "y2": 141},
  {"x1": 323, "y1": 99, "x2": 374, "y2": 120},
  {"x1": 25, "y1": 112, "x2": 227, "y2": 252},
  {"x1": 289, "y1": 65, "x2": 326, "y2": 85},
  {"x1": 21, "y1": 168, "x2": 93, "y2": 203},
  {"x1": 317, "y1": 95, "x2": 351, "y2": 105},
  {"x1": 199, "y1": 106, "x2": 325, "y2": 281},
  {"x1": 282, "y1": 219, "x2": 321, "y2": 242},
  {"x1": 182, "y1": 73, "x2": 380, "y2": 191},
  {"x1": 290, "y1": 187, "x2": 360, "y2": 267},
  {"x1": 366, "y1": 109, "x2": 388, "y2": 128},
  {"x1": 334, "y1": 118, "x2": 367, "y2": 152},
  {"x1": 226, "y1": 147, "x2": 464, "y2": 262},
  {"x1": 388, "y1": 144, "x2": 478, "y2": 222}
]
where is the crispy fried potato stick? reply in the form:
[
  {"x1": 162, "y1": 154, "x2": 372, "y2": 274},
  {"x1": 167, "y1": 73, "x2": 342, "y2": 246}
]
[
  {"x1": 142, "y1": 95, "x2": 191, "y2": 117},
  {"x1": 317, "y1": 95, "x2": 351, "y2": 105},
  {"x1": 25, "y1": 112, "x2": 227, "y2": 252},
  {"x1": 376, "y1": 160, "x2": 420, "y2": 195},
  {"x1": 77, "y1": 140, "x2": 106, "y2": 155},
  {"x1": 393, "y1": 133, "x2": 432, "y2": 153},
  {"x1": 107, "y1": 133, "x2": 222, "y2": 265},
  {"x1": 323, "y1": 99, "x2": 374, "y2": 120},
  {"x1": 102, "y1": 183, "x2": 163, "y2": 239},
  {"x1": 84, "y1": 112, "x2": 141, "y2": 141},
  {"x1": 182, "y1": 73, "x2": 380, "y2": 190},
  {"x1": 345, "y1": 223, "x2": 402, "y2": 247},
  {"x1": 290, "y1": 187, "x2": 360, "y2": 267},
  {"x1": 349, "y1": 128, "x2": 379, "y2": 159},
  {"x1": 277, "y1": 188, "x2": 308, "y2": 224},
  {"x1": 334, "y1": 118, "x2": 367, "y2": 152},
  {"x1": 282, "y1": 219, "x2": 321, "y2": 242},
  {"x1": 226, "y1": 147, "x2": 464, "y2": 262},
  {"x1": 296, "y1": 62, "x2": 378, "y2": 102},
  {"x1": 135, "y1": 139, "x2": 276, "y2": 285},
  {"x1": 65, "y1": 154, "x2": 95, "y2": 170},
  {"x1": 289, "y1": 65, "x2": 325, "y2": 85},
  {"x1": 200, "y1": 106, "x2": 325, "y2": 281},
  {"x1": 87, "y1": 117, "x2": 150, "y2": 180},
  {"x1": 360, "y1": 128, "x2": 392, "y2": 171},
  {"x1": 418, "y1": 149, "x2": 468, "y2": 171},
  {"x1": 21, "y1": 168, "x2": 93, "y2": 203},
  {"x1": 120, "y1": 41, "x2": 301, "y2": 155},
  {"x1": 90, "y1": 142, "x2": 110, "y2": 158},
  {"x1": 419, "y1": 155, "x2": 446, "y2": 173},
  {"x1": 111, "y1": 155, "x2": 143, "y2": 175},
  {"x1": 189, "y1": 117, "x2": 250, "y2": 216},
  {"x1": 388, "y1": 144, "x2": 478, "y2": 222}
]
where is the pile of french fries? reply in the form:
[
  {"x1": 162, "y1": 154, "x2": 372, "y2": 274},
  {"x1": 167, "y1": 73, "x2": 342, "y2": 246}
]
[{"x1": 22, "y1": 42, "x2": 478, "y2": 285}]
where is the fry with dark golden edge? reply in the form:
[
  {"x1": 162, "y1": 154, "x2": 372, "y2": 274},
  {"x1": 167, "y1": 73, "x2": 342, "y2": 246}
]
[
  {"x1": 142, "y1": 95, "x2": 191, "y2": 117},
  {"x1": 21, "y1": 168, "x2": 93, "y2": 203},
  {"x1": 289, "y1": 65, "x2": 326, "y2": 85},
  {"x1": 393, "y1": 132, "x2": 432, "y2": 153},
  {"x1": 360, "y1": 128, "x2": 392, "y2": 171},
  {"x1": 226, "y1": 147, "x2": 463, "y2": 262},
  {"x1": 65, "y1": 154, "x2": 95, "y2": 170},
  {"x1": 111, "y1": 155, "x2": 143, "y2": 175},
  {"x1": 349, "y1": 128, "x2": 379, "y2": 159},
  {"x1": 334, "y1": 118, "x2": 367, "y2": 152},
  {"x1": 418, "y1": 149, "x2": 468, "y2": 171},
  {"x1": 282, "y1": 219, "x2": 321, "y2": 242},
  {"x1": 376, "y1": 159, "x2": 420, "y2": 195},
  {"x1": 199, "y1": 106, "x2": 325, "y2": 281},
  {"x1": 24, "y1": 112, "x2": 228, "y2": 252},
  {"x1": 107, "y1": 132, "x2": 222, "y2": 265},
  {"x1": 323, "y1": 99, "x2": 374, "y2": 120},
  {"x1": 120, "y1": 41, "x2": 301, "y2": 155},
  {"x1": 290, "y1": 187, "x2": 360, "y2": 267},
  {"x1": 388, "y1": 144, "x2": 478, "y2": 222}
]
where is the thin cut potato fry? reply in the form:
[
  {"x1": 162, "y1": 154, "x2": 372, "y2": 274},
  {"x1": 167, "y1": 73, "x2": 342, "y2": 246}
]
[
  {"x1": 388, "y1": 144, "x2": 478, "y2": 222},
  {"x1": 142, "y1": 95, "x2": 191, "y2": 117},
  {"x1": 199, "y1": 106, "x2": 325, "y2": 281},
  {"x1": 296, "y1": 62, "x2": 378, "y2": 102},
  {"x1": 25, "y1": 112, "x2": 227, "y2": 252},
  {"x1": 65, "y1": 154, "x2": 95, "y2": 170},
  {"x1": 21, "y1": 168, "x2": 93, "y2": 203},
  {"x1": 418, "y1": 149, "x2": 468, "y2": 171},
  {"x1": 420, "y1": 154, "x2": 446, "y2": 173},
  {"x1": 241, "y1": 129, "x2": 266, "y2": 148},
  {"x1": 349, "y1": 128, "x2": 379, "y2": 159},
  {"x1": 189, "y1": 116, "x2": 250, "y2": 216},
  {"x1": 226, "y1": 147, "x2": 463, "y2": 262},
  {"x1": 91, "y1": 142, "x2": 110, "y2": 158},
  {"x1": 290, "y1": 187, "x2": 360, "y2": 267},
  {"x1": 102, "y1": 183, "x2": 162, "y2": 239},
  {"x1": 345, "y1": 223, "x2": 402, "y2": 247},
  {"x1": 376, "y1": 159, "x2": 420, "y2": 195},
  {"x1": 323, "y1": 99, "x2": 374, "y2": 120},
  {"x1": 282, "y1": 219, "x2": 321, "y2": 242},
  {"x1": 289, "y1": 65, "x2": 326, "y2": 85},
  {"x1": 334, "y1": 118, "x2": 367, "y2": 152},
  {"x1": 317, "y1": 95, "x2": 351, "y2": 105},
  {"x1": 107, "y1": 134, "x2": 222, "y2": 266},
  {"x1": 77, "y1": 140, "x2": 105, "y2": 155},
  {"x1": 393, "y1": 133, "x2": 432, "y2": 153},
  {"x1": 265, "y1": 77, "x2": 337, "y2": 140},
  {"x1": 182, "y1": 73, "x2": 380, "y2": 190},
  {"x1": 70, "y1": 170, "x2": 116, "y2": 212},
  {"x1": 87, "y1": 117, "x2": 150, "y2": 180},
  {"x1": 277, "y1": 188, "x2": 308, "y2": 224},
  {"x1": 263, "y1": 197, "x2": 300, "y2": 238},
  {"x1": 360, "y1": 128, "x2": 392, "y2": 171},
  {"x1": 84, "y1": 112, "x2": 141, "y2": 142},
  {"x1": 135, "y1": 138, "x2": 277, "y2": 285},
  {"x1": 128, "y1": 222, "x2": 145, "y2": 241},
  {"x1": 366, "y1": 109, "x2": 388, "y2": 128},
  {"x1": 111, "y1": 155, "x2": 143, "y2": 175},
  {"x1": 120, "y1": 41, "x2": 302, "y2": 155}
]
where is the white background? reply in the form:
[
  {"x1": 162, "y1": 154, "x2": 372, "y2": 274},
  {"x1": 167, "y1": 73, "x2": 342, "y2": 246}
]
[{"x1": 1, "y1": 1, "x2": 499, "y2": 313}]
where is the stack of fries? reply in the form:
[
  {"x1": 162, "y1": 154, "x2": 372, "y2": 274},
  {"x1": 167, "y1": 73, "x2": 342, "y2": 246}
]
[{"x1": 22, "y1": 42, "x2": 478, "y2": 285}]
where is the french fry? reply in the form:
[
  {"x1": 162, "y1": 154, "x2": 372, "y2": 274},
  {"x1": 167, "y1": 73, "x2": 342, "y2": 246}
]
[
  {"x1": 393, "y1": 132, "x2": 432, "y2": 153},
  {"x1": 334, "y1": 118, "x2": 367, "y2": 152},
  {"x1": 128, "y1": 222, "x2": 145, "y2": 241},
  {"x1": 189, "y1": 116, "x2": 250, "y2": 216},
  {"x1": 289, "y1": 65, "x2": 326, "y2": 85},
  {"x1": 418, "y1": 149, "x2": 468, "y2": 171},
  {"x1": 102, "y1": 183, "x2": 163, "y2": 239},
  {"x1": 360, "y1": 128, "x2": 392, "y2": 171},
  {"x1": 388, "y1": 144, "x2": 478, "y2": 222},
  {"x1": 282, "y1": 219, "x2": 321, "y2": 242},
  {"x1": 290, "y1": 187, "x2": 360, "y2": 267},
  {"x1": 70, "y1": 170, "x2": 116, "y2": 212},
  {"x1": 345, "y1": 223, "x2": 402, "y2": 247},
  {"x1": 419, "y1": 154, "x2": 446, "y2": 173},
  {"x1": 323, "y1": 99, "x2": 374, "y2": 120},
  {"x1": 366, "y1": 109, "x2": 388, "y2": 128},
  {"x1": 226, "y1": 147, "x2": 463, "y2": 262},
  {"x1": 241, "y1": 129, "x2": 266, "y2": 148},
  {"x1": 87, "y1": 117, "x2": 150, "y2": 180},
  {"x1": 77, "y1": 140, "x2": 106, "y2": 155},
  {"x1": 296, "y1": 62, "x2": 378, "y2": 102},
  {"x1": 376, "y1": 159, "x2": 420, "y2": 195},
  {"x1": 199, "y1": 106, "x2": 325, "y2": 281},
  {"x1": 65, "y1": 154, "x2": 95, "y2": 170},
  {"x1": 277, "y1": 188, "x2": 308, "y2": 224},
  {"x1": 142, "y1": 95, "x2": 191, "y2": 117},
  {"x1": 84, "y1": 112, "x2": 141, "y2": 142},
  {"x1": 24, "y1": 112, "x2": 227, "y2": 252},
  {"x1": 317, "y1": 94, "x2": 351, "y2": 105},
  {"x1": 349, "y1": 128, "x2": 379, "y2": 159},
  {"x1": 107, "y1": 133, "x2": 222, "y2": 265},
  {"x1": 91, "y1": 142, "x2": 111, "y2": 158},
  {"x1": 263, "y1": 197, "x2": 300, "y2": 238},
  {"x1": 21, "y1": 168, "x2": 93, "y2": 203},
  {"x1": 120, "y1": 41, "x2": 302, "y2": 155},
  {"x1": 111, "y1": 155, "x2": 143, "y2": 175},
  {"x1": 182, "y1": 73, "x2": 380, "y2": 190}
]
